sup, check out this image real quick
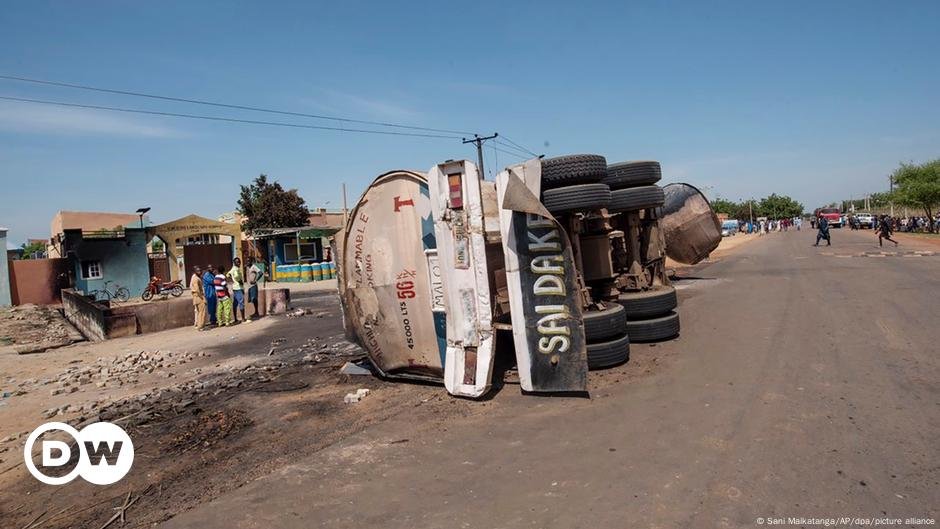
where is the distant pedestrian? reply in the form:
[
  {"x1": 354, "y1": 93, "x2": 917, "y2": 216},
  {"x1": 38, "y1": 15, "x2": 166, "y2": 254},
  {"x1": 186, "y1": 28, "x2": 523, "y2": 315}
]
[
  {"x1": 228, "y1": 257, "x2": 246, "y2": 324},
  {"x1": 190, "y1": 266, "x2": 206, "y2": 330},
  {"x1": 214, "y1": 264, "x2": 233, "y2": 327},
  {"x1": 202, "y1": 266, "x2": 217, "y2": 326},
  {"x1": 877, "y1": 215, "x2": 899, "y2": 247},
  {"x1": 814, "y1": 216, "x2": 831, "y2": 246},
  {"x1": 247, "y1": 257, "x2": 262, "y2": 319}
]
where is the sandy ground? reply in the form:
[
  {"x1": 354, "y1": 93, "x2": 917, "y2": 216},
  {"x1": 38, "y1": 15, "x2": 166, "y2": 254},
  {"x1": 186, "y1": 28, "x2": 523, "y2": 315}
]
[
  {"x1": 666, "y1": 231, "x2": 762, "y2": 271},
  {"x1": 160, "y1": 228, "x2": 938, "y2": 529},
  {"x1": 3, "y1": 237, "x2": 939, "y2": 528}
]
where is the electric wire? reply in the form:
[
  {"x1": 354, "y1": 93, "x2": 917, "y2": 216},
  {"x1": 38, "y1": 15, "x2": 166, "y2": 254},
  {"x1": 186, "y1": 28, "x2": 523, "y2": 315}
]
[
  {"x1": 491, "y1": 144, "x2": 498, "y2": 177},
  {"x1": 493, "y1": 139, "x2": 535, "y2": 158},
  {"x1": 0, "y1": 95, "x2": 461, "y2": 139},
  {"x1": 0, "y1": 74, "x2": 475, "y2": 136},
  {"x1": 491, "y1": 145, "x2": 529, "y2": 160},
  {"x1": 497, "y1": 134, "x2": 538, "y2": 157}
]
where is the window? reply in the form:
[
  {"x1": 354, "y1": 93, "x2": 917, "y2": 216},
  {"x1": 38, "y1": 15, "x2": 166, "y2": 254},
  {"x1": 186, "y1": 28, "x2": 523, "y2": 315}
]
[
  {"x1": 80, "y1": 260, "x2": 103, "y2": 279},
  {"x1": 184, "y1": 234, "x2": 219, "y2": 245},
  {"x1": 284, "y1": 241, "x2": 319, "y2": 262}
]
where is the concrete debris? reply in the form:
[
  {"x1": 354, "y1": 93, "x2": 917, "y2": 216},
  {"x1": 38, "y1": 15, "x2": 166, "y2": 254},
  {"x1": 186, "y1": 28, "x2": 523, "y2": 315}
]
[
  {"x1": 0, "y1": 304, "x2": 86, "y2": 352},
  {"x1": 343, "y1": 388, "x2": 371, "y2": 404},
  {"x1": 339, "y1": 361, "x2": 374, "y2": 376},
  {"x1": 12, "y1": 350, "x2": 197, "y2": 402}
]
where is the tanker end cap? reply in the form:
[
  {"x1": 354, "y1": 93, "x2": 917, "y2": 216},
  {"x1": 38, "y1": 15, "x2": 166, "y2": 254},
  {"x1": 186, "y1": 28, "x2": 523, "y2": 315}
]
[{"x1": 660, "y1": 183, "x2": 722, "y2": 265}]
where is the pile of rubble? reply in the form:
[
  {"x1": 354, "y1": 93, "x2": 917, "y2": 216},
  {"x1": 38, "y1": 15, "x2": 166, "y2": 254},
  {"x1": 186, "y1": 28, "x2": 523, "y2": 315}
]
[
  {"x1": 0, "y1": 304, "x2": 85, "y2": 353},
  {"x1": 3, "y1": 350, "x2": 202, "y2": 419},
  {"x1": 42, "y1": 350, "x2": 201, "y2": 391}
]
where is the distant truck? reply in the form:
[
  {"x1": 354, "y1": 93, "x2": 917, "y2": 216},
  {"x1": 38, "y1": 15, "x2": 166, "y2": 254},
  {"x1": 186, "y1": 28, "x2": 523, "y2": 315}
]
[
  {"x1": 855, "y1": 212, "x2": 874, "y2": 228},
  {"x1": 814, "y1": 207, "x2": 842, "y2": 228}
]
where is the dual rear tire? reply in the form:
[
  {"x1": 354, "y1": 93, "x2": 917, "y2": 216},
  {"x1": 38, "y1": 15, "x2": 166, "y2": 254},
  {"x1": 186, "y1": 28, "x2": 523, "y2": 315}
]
[{"x1": 582, "y1": 303, "x2": 630, "y2": 370}]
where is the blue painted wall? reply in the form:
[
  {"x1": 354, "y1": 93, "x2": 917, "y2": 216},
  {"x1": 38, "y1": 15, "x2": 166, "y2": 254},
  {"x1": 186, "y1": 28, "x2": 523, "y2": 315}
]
[
  {"x1": 0, "y1": 229, "x2": 10, "y2": 306},
  {"x1": 65, "y1": 228, "x2": 151, "y2": 299}
]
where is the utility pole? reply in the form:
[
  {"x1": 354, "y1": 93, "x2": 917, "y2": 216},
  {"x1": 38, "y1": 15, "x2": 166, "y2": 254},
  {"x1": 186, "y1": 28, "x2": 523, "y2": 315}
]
[
  {"x1": 342, "y1": 183, "x2": 348, "y2": 225},
  {"x1": 462, "y1": 133, "x2": 498, "y2": 177},
  {"x1": 889, "y1": 174, "x2": 895, "y2": 217}
]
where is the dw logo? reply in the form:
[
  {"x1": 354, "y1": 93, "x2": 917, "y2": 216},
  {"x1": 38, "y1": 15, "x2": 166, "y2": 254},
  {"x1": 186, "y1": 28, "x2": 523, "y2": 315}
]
[{"x1": 24, "y1": 422, "x2": 134, "y2": 485}]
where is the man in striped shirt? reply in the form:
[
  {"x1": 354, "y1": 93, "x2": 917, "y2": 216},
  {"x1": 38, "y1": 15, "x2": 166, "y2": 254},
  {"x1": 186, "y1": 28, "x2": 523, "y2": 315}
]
[{"x1": 214, "y1": 264, "x2": 234, "y2": 327}]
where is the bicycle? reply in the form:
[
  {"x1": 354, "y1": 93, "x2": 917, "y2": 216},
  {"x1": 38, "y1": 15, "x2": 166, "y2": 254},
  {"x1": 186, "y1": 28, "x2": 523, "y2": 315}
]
[{"x1": 89, "y1": 280, "x2": 131, "y2": 303}]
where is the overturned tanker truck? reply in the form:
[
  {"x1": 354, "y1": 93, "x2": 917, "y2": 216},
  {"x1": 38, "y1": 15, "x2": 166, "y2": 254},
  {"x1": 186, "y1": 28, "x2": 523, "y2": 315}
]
[{"x1": 334, "y1": 156, "x2": 721, "y2": 398}]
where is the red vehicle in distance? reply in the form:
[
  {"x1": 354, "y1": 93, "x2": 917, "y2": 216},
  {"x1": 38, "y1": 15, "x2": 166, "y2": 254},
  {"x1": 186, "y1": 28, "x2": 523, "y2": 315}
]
[{"x1": 814, "y1": 207, "x2": 843, "y2": 228}]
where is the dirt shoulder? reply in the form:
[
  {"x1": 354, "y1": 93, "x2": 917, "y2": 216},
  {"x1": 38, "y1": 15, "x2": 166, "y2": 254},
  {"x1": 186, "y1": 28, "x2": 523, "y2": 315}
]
[
  {"x1": 666, "y1": 231, "x2": 765, "y2": 270},
  {"x1": 0, "y1": 279, "x2": 672, "y2": 528},
  {"x1": 892, "y1": 232, "x2": 940, "y2": 249}
]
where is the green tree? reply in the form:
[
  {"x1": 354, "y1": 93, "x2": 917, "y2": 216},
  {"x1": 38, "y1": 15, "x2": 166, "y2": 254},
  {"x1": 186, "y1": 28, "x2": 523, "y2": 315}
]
[
  {"x1": 869, "y1": 192, "x2": 892, "y2": 209},
  {"x1": 734, "y1": 199, "x2": 759, "y2": 221},
  {"x1": 890, "y1": 160, "x2": 940, "y2": 232},
  {"x1": 710, "y1": 197, "x2": 738, "y2": 216},
  {"x1": 237, "y1": 174, "x2": 310, "y2": 234},
  {"x1": 19, "y1": 241, "x2": 46, "y2": 259},
  {"x1": 757, "y1": 193, "x2": 803, "y2": 219}
]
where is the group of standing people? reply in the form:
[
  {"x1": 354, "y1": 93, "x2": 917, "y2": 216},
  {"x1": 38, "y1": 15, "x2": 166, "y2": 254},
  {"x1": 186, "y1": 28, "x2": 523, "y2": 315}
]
[
  {"x1": 189, "y1": 258, "x2": 264, "y2": 331},
  {"x1": 743, "y1": 218, "x2": 801, "y2": 235},
  {"x1": 874, "y1": 215, "x2": 939, "y2": 233}
]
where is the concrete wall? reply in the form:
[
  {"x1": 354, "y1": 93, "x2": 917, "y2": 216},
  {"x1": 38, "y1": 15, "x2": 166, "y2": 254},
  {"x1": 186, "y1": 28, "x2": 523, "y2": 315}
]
[
  {"x1": 0, "y1": 229, "x2": 10, "y2": 307},
  {"x1": 66, "y1": 228, "x2": 151, "y2": 298},
  {"x1": 62, "y1": 288, "x2": 192, "y2": 340},
  {"x1": 9, "y1": 258, "x2": 69, "y2": 305},
  {"x1": 62, "y1": 289, "x2": 109, "y2": 341}
]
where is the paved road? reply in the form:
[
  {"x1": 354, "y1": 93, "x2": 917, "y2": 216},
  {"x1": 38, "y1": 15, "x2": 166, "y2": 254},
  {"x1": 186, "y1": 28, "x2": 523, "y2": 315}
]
[{"x1": 165, "y1": 229, "x2": 939, "y2": 528}]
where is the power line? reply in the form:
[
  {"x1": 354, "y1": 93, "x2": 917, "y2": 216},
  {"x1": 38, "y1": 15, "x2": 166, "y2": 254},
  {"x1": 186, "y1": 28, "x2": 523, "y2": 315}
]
[
  {"x1": 497, "y1": 134, "x2": 538, "y2": 157},
  {"x1": 0, "y1": 74, "x2": 475, "y2": 136},
  {"x1": 493, "y1": 139, "x2": 533, "y2": 158},
  {"x1": 0, "y1": 95, "x2": 462, "y2": 139},
  {"x1": 491, "y1": 144, "x2": 498, "y2": 177},
  {"x1": 491, "y1": 145, "x2": 528, "y2": 160}
]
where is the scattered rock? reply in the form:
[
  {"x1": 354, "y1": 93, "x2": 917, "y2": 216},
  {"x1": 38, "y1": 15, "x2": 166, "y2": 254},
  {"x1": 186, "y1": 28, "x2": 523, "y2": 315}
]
[
  {"x1": 344, "y1": 388, "x2": 371, "y2": 404},
  {"x1": 339, "y1": 361, "x2": 374, "y2": 376}
]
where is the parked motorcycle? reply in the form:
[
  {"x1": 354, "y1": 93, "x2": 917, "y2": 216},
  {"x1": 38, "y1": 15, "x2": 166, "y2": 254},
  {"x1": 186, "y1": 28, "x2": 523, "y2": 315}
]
[{"x1": 141, "y1": 276, "x2": 184, "y2": 301}]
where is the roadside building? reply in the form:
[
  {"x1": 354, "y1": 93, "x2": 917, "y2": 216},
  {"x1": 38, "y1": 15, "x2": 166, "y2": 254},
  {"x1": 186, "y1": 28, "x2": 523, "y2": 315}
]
[
  {"x1": 0, "y1": 227, "x2": 11, "y2": 307},
  {"x1": 147, "y1": 214, "x2": 242, "y2": 282},
  {"x1": 60, "y1": 227, "x2": 152, "y2": 298},
  {"x1": 48, "y1": 211, "x2": 150, "y2": 258},
  {"x1": 246, "y1": 209, "x2": 343, "y2": 282}
]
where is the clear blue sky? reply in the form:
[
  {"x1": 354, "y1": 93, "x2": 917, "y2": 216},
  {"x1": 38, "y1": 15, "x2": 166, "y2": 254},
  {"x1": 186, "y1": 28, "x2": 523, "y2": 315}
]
[{"x1": 2, "y1": 1, "x2": 938, "y2": 244}]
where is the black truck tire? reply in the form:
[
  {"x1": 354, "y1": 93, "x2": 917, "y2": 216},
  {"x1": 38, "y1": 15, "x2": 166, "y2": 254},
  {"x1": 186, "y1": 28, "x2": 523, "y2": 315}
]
[
  {"x1": 608, "y1": 185, "x2": 665, "y2": 213},
  {"x1": 583, "y1": 302, "x2": 627, "y2": 342},
  {"x1": 616, "y1": 285, "x2": 677, "y2": 319},
  {"x1": 604, "y1": 161, "x2": 662, "y2": 189},
  {"x1": 587, "y1": 333, "x2": 630, "y2": 370},
  {"x1": 542, "y1": 183, "x2": 611, "y2": 215},
  {"x1": 625, "y1": 311, "x2": 680, "y2": 342},
  {"x1": 541, "y1": 154, "x2": 607, "y2": 189}
]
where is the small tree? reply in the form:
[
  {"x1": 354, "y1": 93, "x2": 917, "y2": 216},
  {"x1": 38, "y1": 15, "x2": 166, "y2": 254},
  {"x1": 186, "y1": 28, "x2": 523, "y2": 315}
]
[
  {"x1": 710, "y1": 197, "x2": 738, "y2": 217},
  {"x1": 757, "y1": 193, "x2": 803, "y2": 219},
  {"x1": 237, "y1": 174, "x2": 310, "y2": 234},
  {"x1": 20, "y1": 241, "x2": 46, "y2": 259},
  {"x1": 891, "y1": 160, "x2": 940, "y2": 232}
]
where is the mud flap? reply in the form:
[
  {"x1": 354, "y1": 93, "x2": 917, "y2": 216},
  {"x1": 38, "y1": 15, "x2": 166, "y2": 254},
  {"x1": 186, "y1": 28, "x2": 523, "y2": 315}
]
[
  {"x1": 428, "y1": 160, "x2": 496, "y2": 398},
  {"x1": 496, "y1": 159, "x2": 588, "y2": 393}
]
